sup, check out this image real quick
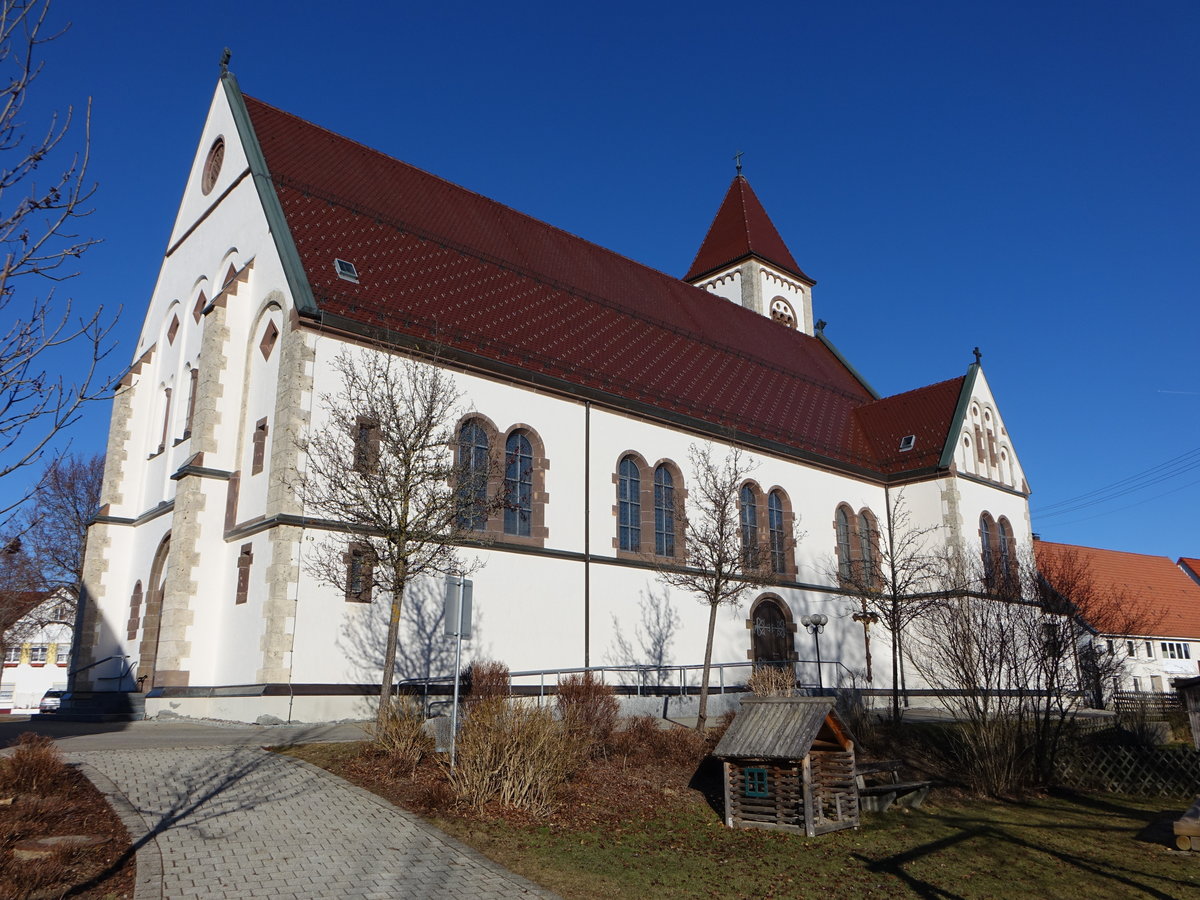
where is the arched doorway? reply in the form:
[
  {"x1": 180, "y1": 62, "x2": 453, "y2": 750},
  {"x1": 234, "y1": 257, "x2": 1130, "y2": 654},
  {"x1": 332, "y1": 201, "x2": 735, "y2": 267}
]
[
  {"x1": 749, "y1": 595, "x2": 796, "y2": 667},
  {"x1": 136, "y1": 533, "x2": 171, "y2": 689}
]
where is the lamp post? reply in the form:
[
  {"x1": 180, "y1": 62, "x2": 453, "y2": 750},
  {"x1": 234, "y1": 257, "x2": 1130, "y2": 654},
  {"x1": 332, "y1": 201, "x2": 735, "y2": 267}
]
[{"x1": 801, "y1": 613, "x2": 828, "y2": 691}]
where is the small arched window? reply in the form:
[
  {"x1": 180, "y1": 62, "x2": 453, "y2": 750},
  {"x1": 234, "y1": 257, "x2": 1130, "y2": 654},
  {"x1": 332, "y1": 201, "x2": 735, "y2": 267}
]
[
  {"x1": 457, "y1": 420, "x2": 490, "y2": 530},
  {"x1": 768, "y1": 490, "x2": 787, "y2": 574},
  {"x1": 654, "y1": 466, "x2": 675, "y2": 557},
  {"x1": 618, "y1": 456, "x2": 641, "y2": 551},
  {"x1": 740, "y1": 484, "x2": 759, "y2": 566},
  {"x1": 504, "y1": 431, "x2": 533, "y2": 536},
  {"x1": 835, "y1": 506, "x2": 853, "y2": 580}
]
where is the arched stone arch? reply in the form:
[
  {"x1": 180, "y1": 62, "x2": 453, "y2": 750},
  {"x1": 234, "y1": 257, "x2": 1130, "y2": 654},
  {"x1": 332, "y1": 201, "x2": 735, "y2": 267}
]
[
  {"x1": 136, "y1": 533, "x2": 172, "y2": 689},
  {"x1": 650, "y1": 458, "x2": 686, "y2": 561},
  {"x1": 746, "y1": 593, "x2": 797, "y2": 666},
  {"x1": 613, "y1": 451, "x2": 651, "y2": 557},
  {"x1": 500, "y1": 423, "x2": 549, "y2": 545}
]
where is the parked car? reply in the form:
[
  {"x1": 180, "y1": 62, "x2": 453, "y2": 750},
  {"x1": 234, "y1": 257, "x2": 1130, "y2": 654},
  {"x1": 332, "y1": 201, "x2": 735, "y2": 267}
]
[{"x1": 38, "y1": 690, "x2": 65, "y2": 713}]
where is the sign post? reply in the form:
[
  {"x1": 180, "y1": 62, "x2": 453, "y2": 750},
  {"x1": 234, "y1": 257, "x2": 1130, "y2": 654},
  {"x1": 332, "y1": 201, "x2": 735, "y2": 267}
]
[{"x1": 444, "y1": 575, "x2": 473, "y2": 769}]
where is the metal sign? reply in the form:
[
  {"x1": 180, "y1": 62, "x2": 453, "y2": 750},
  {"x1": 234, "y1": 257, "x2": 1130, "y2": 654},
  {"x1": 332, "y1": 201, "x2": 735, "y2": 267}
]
[{"x1": 443, "y1": 576, "x2": 473, "y2": 638}]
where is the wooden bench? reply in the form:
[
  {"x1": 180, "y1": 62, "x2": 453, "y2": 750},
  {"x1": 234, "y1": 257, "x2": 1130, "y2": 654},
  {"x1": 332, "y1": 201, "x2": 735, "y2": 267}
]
[
  {"x1": 1174, "y1": 795, "x2": 1200, "y2": 851},
  {"x1": 856, "y1": 759, "x2": 932, "y2": 813}
]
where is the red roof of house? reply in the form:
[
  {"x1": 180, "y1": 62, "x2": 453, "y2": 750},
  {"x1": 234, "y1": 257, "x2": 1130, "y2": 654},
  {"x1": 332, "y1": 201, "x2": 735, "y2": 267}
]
[
  {"x1": 243, "y1": 95, "x2": 961, "y2": 476},
  {"x1": 684, "y1": 176, "x2": 811, "y2": 283},
  {"x1": 1035, "y1": 541, "x2": 1200, "y2": 640}
]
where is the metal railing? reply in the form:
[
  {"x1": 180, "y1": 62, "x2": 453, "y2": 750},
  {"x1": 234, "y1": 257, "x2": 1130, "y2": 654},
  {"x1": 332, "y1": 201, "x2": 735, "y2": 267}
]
[
  {"x1": 400, "y1": 658, "x2": 855, "y2": 707},
  {"x1": 68, "y1": 655, "x2": 137, "y2": 690}
]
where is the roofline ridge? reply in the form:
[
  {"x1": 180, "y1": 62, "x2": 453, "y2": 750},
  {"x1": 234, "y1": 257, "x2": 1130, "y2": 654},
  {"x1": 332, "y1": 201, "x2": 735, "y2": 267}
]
[{"x1": 1037, "y1": 539, "x2": 1178, "y2": 562}]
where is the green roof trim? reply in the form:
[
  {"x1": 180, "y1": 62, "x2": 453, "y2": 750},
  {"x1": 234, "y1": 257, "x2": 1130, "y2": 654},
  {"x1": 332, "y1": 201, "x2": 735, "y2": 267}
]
[
  {"x1": 220, "y1": 72, "x2": 318, "y2": 317},
  {"x1": 938, "y1": 363, "x2": 980, "y2": 470},
  {"x1": 815, "y1": 330, "x2": 878, "y2": 400}
]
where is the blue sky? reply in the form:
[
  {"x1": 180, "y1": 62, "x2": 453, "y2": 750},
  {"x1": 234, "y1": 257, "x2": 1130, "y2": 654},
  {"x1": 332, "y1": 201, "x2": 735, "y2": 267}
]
[{"x1": 11, "y1": 1, "x2": 1199, "y2": 559}]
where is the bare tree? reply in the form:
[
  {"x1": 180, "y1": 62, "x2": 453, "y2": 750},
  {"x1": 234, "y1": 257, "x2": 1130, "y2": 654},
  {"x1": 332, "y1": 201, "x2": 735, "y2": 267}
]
[
  {"x1": 832, "y1": 489, "x2": 952, "y2": 724},
  {"x1": 0, "y1": 1, "x2": 115, "y2": 513},
  {"x1": 17, "y1": 451, "x2": 101, "y2": 597},
  {"x1": 654, "y1": 444, "x2": 781, "y2": 730},
  {"x1": 294, "y1": 349, "x2": 498, "y2": 727}
]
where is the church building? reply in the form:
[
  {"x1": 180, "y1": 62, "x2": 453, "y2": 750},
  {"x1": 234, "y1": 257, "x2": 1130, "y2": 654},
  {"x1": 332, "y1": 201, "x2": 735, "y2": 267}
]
[{"x1": 74, "y1": 72, "x2": 1032, "y2": 723}]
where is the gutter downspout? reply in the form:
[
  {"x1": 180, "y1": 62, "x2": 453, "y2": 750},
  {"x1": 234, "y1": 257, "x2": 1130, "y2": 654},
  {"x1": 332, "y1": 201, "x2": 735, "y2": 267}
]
[{"x1": 584, "y1": 400, "x2": 591, "y2": 667}]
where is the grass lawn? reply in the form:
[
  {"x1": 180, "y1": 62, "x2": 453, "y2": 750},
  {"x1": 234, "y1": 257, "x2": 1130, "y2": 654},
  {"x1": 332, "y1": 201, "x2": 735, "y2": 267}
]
[{"x1": 281, "y1": 741, "x2": 1200, "y2": 899}]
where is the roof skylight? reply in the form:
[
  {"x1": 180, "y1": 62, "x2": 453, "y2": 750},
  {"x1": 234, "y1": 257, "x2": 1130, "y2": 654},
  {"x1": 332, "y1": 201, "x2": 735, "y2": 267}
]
[
  {"x1": 899, "y1": 435, "x2": 916, "y2": 452},
  {"x1": 335, "y1": 258, "x2": 360, "y2": 283}
]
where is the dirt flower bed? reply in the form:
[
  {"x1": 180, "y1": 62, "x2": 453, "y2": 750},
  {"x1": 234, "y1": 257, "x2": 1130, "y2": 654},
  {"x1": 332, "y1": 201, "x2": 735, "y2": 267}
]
[{"x1": 0, "y1": 733, "x2": 134, "y2": 899}]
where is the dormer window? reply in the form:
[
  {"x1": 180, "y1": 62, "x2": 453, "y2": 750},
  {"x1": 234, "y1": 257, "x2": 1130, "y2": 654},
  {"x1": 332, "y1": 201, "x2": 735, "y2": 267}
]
[
  {"x1": 769, "y1": 297, "x2": 796, "y2": 329},
  {"x1": 899, "y1": 435, "x2": 915, "y2": 452},
  {"x1": 334, "y1": 259, "x2": 360, "y2": 283}
]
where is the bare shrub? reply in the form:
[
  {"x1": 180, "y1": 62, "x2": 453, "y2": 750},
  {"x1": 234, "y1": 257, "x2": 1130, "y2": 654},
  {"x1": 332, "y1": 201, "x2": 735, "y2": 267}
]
[
  {"x1": 610, "y1": 715, "x2": 707, "y2": 768},
  {"x1": 556, "y1": 671, "x2": 619, "y2": 754},
  {"x1": 465, "y1": 659, "x2": 510, "y2": 703},
  {"x1": 0, "y1": 733, "x2": 66, "y2": 795},
  {"x1": 370, "y1": 696, "x2": 434, "y2": 776},
  {"x1": 449, "y1": 699, "x2": 577, "y2": 814},
  {"x1": 747, "y1": 665, "x2": 794, "y2": 697}
]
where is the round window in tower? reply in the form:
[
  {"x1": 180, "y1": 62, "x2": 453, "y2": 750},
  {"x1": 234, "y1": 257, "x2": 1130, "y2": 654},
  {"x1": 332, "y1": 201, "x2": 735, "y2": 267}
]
[
  {"x1": 201, "y1": 136, "x2": 225, "y2": 195},
  {"x1": 769, "y1": 297, "x2": 796, "y2": 329}
]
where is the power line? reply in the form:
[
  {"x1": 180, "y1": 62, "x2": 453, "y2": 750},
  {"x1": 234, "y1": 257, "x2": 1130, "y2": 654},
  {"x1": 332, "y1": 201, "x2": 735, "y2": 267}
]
[{"x1": 1033, "y1": 445, "x2": 1200, "y2": 520}]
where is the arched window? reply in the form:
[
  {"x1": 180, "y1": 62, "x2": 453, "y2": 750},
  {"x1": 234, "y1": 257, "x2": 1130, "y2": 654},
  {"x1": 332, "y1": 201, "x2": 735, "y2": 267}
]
[
  {"x1": 654, "y1": 465, "x2": 675, "y2": 557},
  {"x1": 858, "y1": 511, "x2": 876, "y2": 583},
  {"x1": 835, "y1": 506, "x2": 853, "y2": 580},
  {"x1": 980, "y1": 513, "x2": 996, "y2": 585},
  {"x1": 998, "y1": 517, "x2": 1016, "y2": 588},
  {"x1": 618, "y1": 456, "x2": 641, "y2": 551},
  {"x1": 457, "y1": 420, "x2": 490, "y2": 530},
  {"x1": 740, "y1": 484, "x2": 759, "y2": 566},
  {"x1": 504, "y1": 431, "x2": 533, "y2": 536},
  {"x1": 768, "y1": 490, "x2": 786, "y2": 574}
]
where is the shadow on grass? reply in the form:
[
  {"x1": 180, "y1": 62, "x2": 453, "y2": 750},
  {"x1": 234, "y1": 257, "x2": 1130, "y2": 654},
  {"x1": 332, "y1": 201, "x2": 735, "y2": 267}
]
[{"x1": 687, "y1": 755, "x2": 724, "y2": 821}]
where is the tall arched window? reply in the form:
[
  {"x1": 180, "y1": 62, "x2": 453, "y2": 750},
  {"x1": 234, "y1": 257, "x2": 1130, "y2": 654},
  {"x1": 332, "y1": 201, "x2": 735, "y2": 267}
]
[
  {"x1": 835, "y1": 506, "x2": 853, "y2": 580},
  {"x1": 739, "y1": 484, "x2": 759, "y2": 566},
  {"x1": 768, "y1": 490, "x2": 786, "y2": 574},
  {"x1": 980, "y1": 513, "x2": 996, "y2": 585},
  {"x1": 858, "y1": 511, "x2": 875, "y2": 583},
  {"x1": 457, "y1": 420, "x2": 490, "y2": 530},
  {"x1": 998, "y1": 516, "x2": 1016, "y2": 589},
  {"x1": 654, "y1": 466, "x2": 675, "y2": 557},
  {"x1": 618, "y1": 456, "x2": 641, "y2": 551},
  {"x1": 504, "y1": 431, "x2": 533, "y2": 536}
]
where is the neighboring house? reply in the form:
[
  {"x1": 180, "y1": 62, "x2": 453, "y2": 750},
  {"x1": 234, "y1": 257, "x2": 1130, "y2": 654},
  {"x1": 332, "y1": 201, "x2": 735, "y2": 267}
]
[
  {"x1": 1, "y1": 591, "x2": 73, "y2": 714},
  {"x1": 1180, "y1": 558, "x2": 1200, "y2": 589},
  {"x1": 1035, "y1": 541, "x2": 1200, "y2": 694},
  {"x1": 74, "y1": 71, "x2": 1034, "y2": 723}
]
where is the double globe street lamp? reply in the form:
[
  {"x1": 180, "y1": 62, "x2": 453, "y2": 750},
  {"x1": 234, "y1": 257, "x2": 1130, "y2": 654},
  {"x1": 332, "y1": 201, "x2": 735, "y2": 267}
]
[{"x1": 800, "y1": 613, "x2": 828, "y2": 691}]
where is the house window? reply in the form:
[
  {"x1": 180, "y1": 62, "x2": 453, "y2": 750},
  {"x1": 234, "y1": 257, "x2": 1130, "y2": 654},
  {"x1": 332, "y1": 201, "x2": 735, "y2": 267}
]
[
  {"x1": 768, "y1": 491, "x2": 786, "y2": 574},
  {"x1": 1131, "y1": 676, "x2": 1142, "y2": 692},
  {"x1": 654, "y1": 466, "x2": 675, "y2": 557},
  {"x1": 235, "y1": 543, "x2": 254, "y2": 604},
  {"x1": 29, "y1": 645, "x2": 48, "y2": 665},
  {"x1": 1145, "y1": 641, "x2": 1155, "y2": 659},
  {"x1": 739, "y1": 484, "x2": 759, "y2": 567},
  {"x1": 618, "y1": 456, "x2": 641, "y2": 552},
  {"x1": 744, "y1": 766, "x2": 769, "y2": 798},
  {"x1": 1127, "y1": 639, "x2": 1136, "y2": 657},
  {"x1": 1151, "y1": 675, "x2": 1164, "y2": 692},
  {"x1": 3, "y1": 646, "x2": 19, "y2": 664},
  {"x1": 1105, "y1": 639, "x2": 1115, "y2": 655},
  {"x1": 504, "y1": 431, "x2": 533, "y2": 537},
  {"x1": 1162, "y1": 642, "x2": 1191, "y2": 660},
  {"x1": 457, "y1": 420, "x2": 490, "y2": 530},
  {"x1": 251, "y1": 418, "x2": 269, "y2": 475},
  {"x1": 353, "y1": 418, "x2": 378, "y2": 474},
  {"x1": 345, "y1": 544, "x2": 374, "y2": 603},
  {"x1": 835, "y1": 506, "x2": 853, "y2": 580}
]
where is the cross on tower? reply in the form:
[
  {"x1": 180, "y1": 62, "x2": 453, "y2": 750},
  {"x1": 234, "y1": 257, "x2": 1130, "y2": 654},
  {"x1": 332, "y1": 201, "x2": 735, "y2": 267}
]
[
  {"x1": 733, "y1": 150, "x2": 744, "y2": 175},
  {"x1": 973, "y1": 346, "x2": 982, "y2": 366}
]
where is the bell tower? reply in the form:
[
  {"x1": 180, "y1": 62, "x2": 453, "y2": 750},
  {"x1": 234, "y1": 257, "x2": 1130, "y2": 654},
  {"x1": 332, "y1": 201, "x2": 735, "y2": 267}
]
[{"x1": 684, "y1": 175, "x2": 815, "y2": 335}]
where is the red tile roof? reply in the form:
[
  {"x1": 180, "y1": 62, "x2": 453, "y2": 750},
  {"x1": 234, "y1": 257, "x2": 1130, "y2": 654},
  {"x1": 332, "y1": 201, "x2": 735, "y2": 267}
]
[
  {"x1": 684, "y1": 176, "x2": 812, "y2": 283},
  {"x1": 1180, "y1": 558, "x2": 1200, "y2": 586},
  {"x1": 1035, "y1": 542, "x2": 1200, "y2": 640},
  {"x1": 854, "y1": 376, "x2": 966, "y2": 473},
  {"x1": 243, "y1": 95, "x2": 959, "y2": 476}
]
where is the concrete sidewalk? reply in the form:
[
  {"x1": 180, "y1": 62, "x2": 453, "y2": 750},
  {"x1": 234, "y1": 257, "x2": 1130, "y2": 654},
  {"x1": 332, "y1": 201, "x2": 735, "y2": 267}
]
[{"x1": 5, "y1": 719, "x2": 557, "y2": 899}]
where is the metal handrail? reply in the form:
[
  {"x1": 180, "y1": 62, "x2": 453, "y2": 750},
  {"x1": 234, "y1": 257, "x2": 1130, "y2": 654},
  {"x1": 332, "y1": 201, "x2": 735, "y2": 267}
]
[{"x1": 68, "y1": 654, "x2": 129, "y2": 677}]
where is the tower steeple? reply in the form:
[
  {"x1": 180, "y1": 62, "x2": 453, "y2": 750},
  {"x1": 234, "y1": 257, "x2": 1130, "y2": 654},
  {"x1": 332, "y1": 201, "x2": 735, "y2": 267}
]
[{"x1": 685, "y1": 175, "x2": 816, "y2": 334}]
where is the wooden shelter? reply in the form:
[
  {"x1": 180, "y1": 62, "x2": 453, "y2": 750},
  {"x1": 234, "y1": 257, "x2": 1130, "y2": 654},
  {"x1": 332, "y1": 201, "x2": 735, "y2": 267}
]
[{"x1": 714, "y1": 696, "x2": 859, "y2": 836}]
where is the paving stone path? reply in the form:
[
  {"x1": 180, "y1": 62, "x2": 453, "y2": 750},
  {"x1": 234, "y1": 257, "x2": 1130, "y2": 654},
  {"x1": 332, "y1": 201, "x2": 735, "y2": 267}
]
[{"x1": 68, "y1": 746, "x2": 557, "y2": 899}]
